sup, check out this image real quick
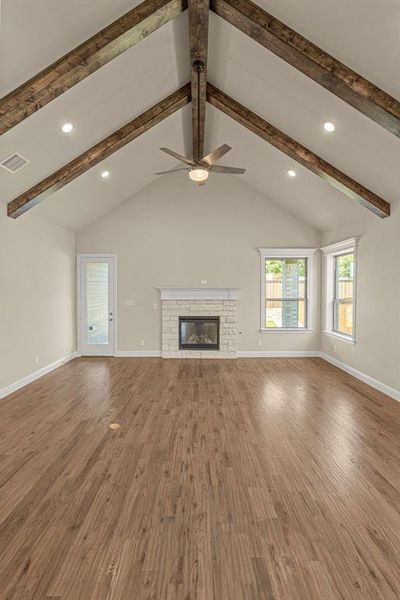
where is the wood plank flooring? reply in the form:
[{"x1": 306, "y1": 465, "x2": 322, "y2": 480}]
[{"x1": 0, "y1": 357, "x2": 399, "y2": 599}]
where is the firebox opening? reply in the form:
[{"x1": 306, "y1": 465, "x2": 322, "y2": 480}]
[{"x1": 179, "y1": 316, "x2": 220, "y2": 350}]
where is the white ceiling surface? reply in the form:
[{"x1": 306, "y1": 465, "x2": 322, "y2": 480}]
[
  {"x1": 31, "y1": 108, "x2": 192, "y2": 232},
  {"x1": 1, "y1": 0, "x2": 399, "y2": 231}
]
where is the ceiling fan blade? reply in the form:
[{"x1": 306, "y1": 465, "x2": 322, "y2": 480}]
[
  {"x1": 155, "y1": 167, "x2": 190, "y2": 175},
  {"x1": 209, "y1": 165, "x2": 246, "y2": 174},
  {"x1": 160, "y1": 147, "x2": 196, "y2": 166},
  {"x1": 201, "y1": 144, "x2": 232, "y2": 166}
]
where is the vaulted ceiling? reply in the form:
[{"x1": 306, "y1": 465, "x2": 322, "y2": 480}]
[{"x1": 1, "y1": 0, "x2": 399, "y2": 232}]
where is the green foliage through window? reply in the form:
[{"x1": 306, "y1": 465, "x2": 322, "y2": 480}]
[
  {"x1": 265, "y1": 258, "x2": 306, "y2": 277},
  {"x1": 336, "y1": 254, "x2": 353, "y2": 279}
]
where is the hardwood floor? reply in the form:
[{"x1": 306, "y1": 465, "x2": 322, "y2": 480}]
[{"x1": 0, "y1": 357, "x2": 399, "y2": 599}]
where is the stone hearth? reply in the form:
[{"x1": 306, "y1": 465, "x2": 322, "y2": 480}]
[{"x1": 159, "y1": 288, "x2": 239, "y2": 358}]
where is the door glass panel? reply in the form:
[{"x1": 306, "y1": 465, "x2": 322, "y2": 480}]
[{"x1": 86, "y1": 262, "x2": 109, "y2": 345}]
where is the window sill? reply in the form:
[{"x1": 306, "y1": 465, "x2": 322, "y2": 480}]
[
  {"x1": 323, "y1": 330, "x2": 355, "y2": 345},
  {"x1": 260, "y1": 328, "x2": 314, "y2": 334}
]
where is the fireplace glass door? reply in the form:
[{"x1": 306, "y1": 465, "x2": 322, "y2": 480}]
[{"x1": 179, "y1": 317, "x2": 220, "y2": 350}]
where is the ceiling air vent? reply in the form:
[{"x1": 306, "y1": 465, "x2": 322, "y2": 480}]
[{"x1": 0, "y1": 153, "x2": 29, "y2": 173}]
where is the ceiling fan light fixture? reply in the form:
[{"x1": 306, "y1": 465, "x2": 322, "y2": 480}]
[{"x1": 189, "y1": 168, "x2": 209, "y2": 183}]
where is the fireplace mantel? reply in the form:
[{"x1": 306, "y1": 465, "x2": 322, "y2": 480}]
[{"x1": 159, "y1": 287, "x2": 240, "y2": 301}]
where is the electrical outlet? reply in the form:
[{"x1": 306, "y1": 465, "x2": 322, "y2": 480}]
[
  {"x1": 201, "y1": 279, "x2": 207, "y2": 285},
  {"x1": 152, "y1": 303, "x2": 157, "y2": 310},
  {"x1": 140, "y1": 339, "x2": 145, "y2": 346},
  {"x1": 257, "y1": 338, "x2": 262, "y2": 347},
  {"x1": 124, "y1": 299, "x2": 135, "y2": 306},
  {"x1": 333, "y1": 345, "x2": 337, "y2": 353},
  {"x1": 34, "y1": 355, "x2": 39, "y2": 366}
]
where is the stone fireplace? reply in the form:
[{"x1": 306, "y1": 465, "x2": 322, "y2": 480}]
[{"x1": 159, "y1": 288, "x2": 239, "y2": 358}]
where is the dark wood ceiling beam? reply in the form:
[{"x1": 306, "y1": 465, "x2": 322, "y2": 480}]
[
  {"x1": 207, "y1": 83, "x2": 390, "y2": 217},
  {"x1": 210, "y1": 0, "x2": 400, "y2": 138},
  {"x1": 188, "y1": 1, "x2": 210, "y2": 160},
  {"x1": 7, "y1": 84, "x2": 191, "y2": 218},
  {"x1": 0, "y1": 0, "x2": 188, "y2": 135}
]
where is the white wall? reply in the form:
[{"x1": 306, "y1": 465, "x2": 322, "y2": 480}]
[
  {"x1": 2, "y1": 172, "x2": 397, "y2": 397},
  {"x1": 0, "y1": 203, "x2": 76, "y2": 390},
  {"x1": 320, "y1": 205, "x2": 400, "y2": 392},
  {"x1": 77, "y1": 176, "x2": 320, "y2": 353}
]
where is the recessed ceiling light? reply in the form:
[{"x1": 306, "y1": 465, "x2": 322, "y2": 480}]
[
  {"x1": 61, "y1": 122, "x2": 74, "y2": 134},
  {"x1": 287, "y1": 169, "x2": 297, "y2": 178},
  {"x1": 323, "y1": 121, "x2": 336, "y2": 133},
  {"x1": 101, "y1": 170, "x2": 110, "y2": 179}
]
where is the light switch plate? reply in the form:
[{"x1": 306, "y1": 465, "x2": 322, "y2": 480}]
[{"x1": 125, "y1": 299, "x2": 135, "y2": 306}]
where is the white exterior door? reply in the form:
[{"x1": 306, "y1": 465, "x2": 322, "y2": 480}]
[{"x1": 79, "y1": 255, "x2": 116, "y2": 356}]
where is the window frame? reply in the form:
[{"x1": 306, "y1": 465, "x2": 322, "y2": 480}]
[
  {"x1": 258, "y1": 248, "x2": 316, "y2": 333},
  {"x1": 321, "y1": 238, "x2": 357, "y2": 344}
]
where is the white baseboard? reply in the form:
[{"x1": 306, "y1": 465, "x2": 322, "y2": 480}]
[
  {"x1": 318, "y1": 352, "x2": 400, "y2": 403},
  {"x1": 238, "y1": 350, "x2": 319, "y2": 358},
  {"x1": 0, "y1": 351, "x2": 79, "y2": 400},
  {"x1": 114, "y1": 350, "x2": 161, "y2": 358}
]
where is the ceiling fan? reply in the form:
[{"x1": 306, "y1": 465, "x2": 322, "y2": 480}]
[{"x1": 155, "y1": 144, "x2": 246, "y2": 186}]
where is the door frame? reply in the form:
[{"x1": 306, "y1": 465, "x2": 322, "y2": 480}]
[{"x1": 77, "y1": 254, "x2": 118, "y2": 356}]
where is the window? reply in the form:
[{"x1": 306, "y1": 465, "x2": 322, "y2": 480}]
[
  {"x1": 321, "y1": 238, "x2": 357, "y2": 342},
  {"x1": 258, "y1": 248, "x2": 316, "y2": 331},
  {"x1": 333, "y1": 253, "x2": 354, "y2": 336}
]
